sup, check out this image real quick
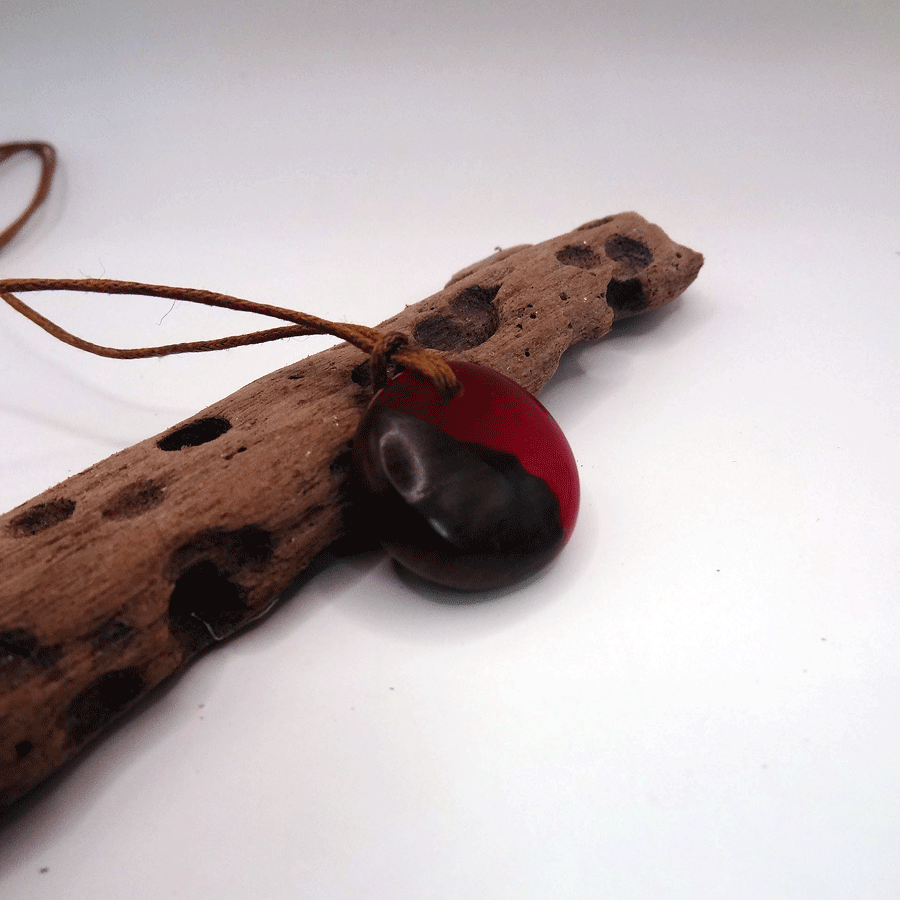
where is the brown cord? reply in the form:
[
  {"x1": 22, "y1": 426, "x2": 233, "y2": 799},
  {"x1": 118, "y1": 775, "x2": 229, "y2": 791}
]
[
  {"x1": 0, "y1": 142, "x2": 56, "y2": 252},
  {"x1": 0, "y1": 142, "x2": 458, "y2": 396},
  {"x1": 369, "y1": 331, "x2": 409, "y2": 391}
]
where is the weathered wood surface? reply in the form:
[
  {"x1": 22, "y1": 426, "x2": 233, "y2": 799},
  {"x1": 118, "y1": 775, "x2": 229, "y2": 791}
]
[{"x1": 0, "y1": 212, "x2": 702, "y2": 808}]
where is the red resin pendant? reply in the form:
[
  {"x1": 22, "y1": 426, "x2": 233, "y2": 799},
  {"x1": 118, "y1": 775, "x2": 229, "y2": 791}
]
[{"x1": 353, "y1": 361, "x2": 579, "y2": 590}]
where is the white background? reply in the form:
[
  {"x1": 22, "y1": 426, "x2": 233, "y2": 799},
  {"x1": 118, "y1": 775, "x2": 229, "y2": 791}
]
[{"x1": 1, "y1": 1, "x2": 899, "y2": 897}]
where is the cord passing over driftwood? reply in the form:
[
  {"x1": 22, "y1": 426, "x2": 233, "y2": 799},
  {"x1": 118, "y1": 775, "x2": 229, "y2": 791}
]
[{"x1": 0, "y1": 142, "x2": 703, "y2": 808}]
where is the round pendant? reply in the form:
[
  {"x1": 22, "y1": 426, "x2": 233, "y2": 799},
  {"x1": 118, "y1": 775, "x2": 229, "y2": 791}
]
[{"x1": 353, "y1": 361, "x2": 579, "y2": 590}]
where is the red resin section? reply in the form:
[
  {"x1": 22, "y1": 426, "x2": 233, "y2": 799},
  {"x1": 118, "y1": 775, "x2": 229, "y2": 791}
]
[{"x1": 368, "y1": 361, "x2": 579, "y2": 539}]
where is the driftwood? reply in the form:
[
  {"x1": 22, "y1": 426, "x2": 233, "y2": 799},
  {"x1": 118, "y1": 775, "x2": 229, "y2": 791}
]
[{"x1": 0, "y1": 212, "x2": 702, "y2": 808}]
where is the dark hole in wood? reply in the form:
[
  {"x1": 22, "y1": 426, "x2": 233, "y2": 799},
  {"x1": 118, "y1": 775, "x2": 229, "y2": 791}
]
[
  {"x1": 604, "y1": 235, "x2": 652, "y2": 272},
  {"x1": 157, "y1": 416, "x2": 232, "y2": 451},
  {"x1": 85, "y1": 619, "x2": 136, "y2": 652},
  {"x1": 0, "y1": 630, "x2": 63, "y2": 679},
  {"x1": 413, "y1": 285, "x2": 500, "y2": 351},
  {"x1": 555, "y1": 245, "x2": 603, "y2": 269},
  {"x1": 168, "y1": 561, "x2": 251, "y2": 648},
  {"x1": 170, "y1": 525, "x2": 274, "y2": 573},
  {"x1": 7, "y1": 498, "x2": 75, "y2": 537},
  {"x1": 0, "y1": 628, "x2": 39, "y2": 660},
  {"x1": 101, "y1": 479, "x2": 165, "y2": 519},
  {"x1": 64, "y1": 668, "x2": 144, "y2": 746},
  {"x1": 166, "y1": 525, "x2": 273, "y2": 647},
  {"x1": 606, "y1": 278, "x2": 648, "y2": 313},
  {"x1": 15, "y1": 740, "x2": 33, "y2": 759},
  {"x1": 351, "y1": 361, "x2": 371, "y2": 388}
]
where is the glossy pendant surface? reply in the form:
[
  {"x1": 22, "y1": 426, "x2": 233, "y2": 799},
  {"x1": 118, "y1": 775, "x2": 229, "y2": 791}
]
[{"x1": 353, "y1": 361, "x2": 579, "y2": 590}]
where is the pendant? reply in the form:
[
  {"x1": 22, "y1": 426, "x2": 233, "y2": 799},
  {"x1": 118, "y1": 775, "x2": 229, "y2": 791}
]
[{"x1": 353, "y1": 361, "x2": 579, "y2": 590}]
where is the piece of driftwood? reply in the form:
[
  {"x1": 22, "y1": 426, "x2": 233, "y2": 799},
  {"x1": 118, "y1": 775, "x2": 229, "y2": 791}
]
[{"x1": 0, "y1": 213, "x2": 702, "y2": 808}]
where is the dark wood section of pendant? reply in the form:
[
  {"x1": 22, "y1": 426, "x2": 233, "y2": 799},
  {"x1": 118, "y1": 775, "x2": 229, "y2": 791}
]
[{"x1": 355, "y1": 408, "x2": 565, "y2": 590}]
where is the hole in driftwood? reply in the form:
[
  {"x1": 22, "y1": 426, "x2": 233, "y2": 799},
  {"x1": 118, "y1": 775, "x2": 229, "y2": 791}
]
[
  {"x1": 166, "y1": 525, "x2": 274, "y2": 648},
  {"x1": 7, "y1": 498, "x2": 75, "y2": 536},
  {"x1": 606, "y1": 278, "x2": 648, "y2": 313},
  {"x1": 0, "y1": 628, "x2": 39, "y2": 660},
  {"x1": 157, "y1": 416, "x2": 231, "y2": 451},
  {"x1": 604, "y1": 235, "x2": 652, "y2": 270},
  {"x1": 0, "y1": 629, "x2": 62, "y2": 677},
  {"x1": 85, "y1": 618, "x2": 136, "y2": 652},
  {"x1": 555, "y1": 245, "x2": 603, "y2": 269},
  {"x1": 63, "y1": 667, "x2": 145, "y2": 746},
  {"x1": 168, "y1": 525, "x2": 274, "y2": 573},
  {"x1": 101, "y1": 479, "x2": 164, "y2": 519},
  {"x1": 168, "y1": 561, "x2": 250, "y2": 647},
  {"x1": 351, "y1": 361, "x2": 371, "y2": 388},
  {"x1": 413, "y1": 285, "x2": 500, "y2": 351}
]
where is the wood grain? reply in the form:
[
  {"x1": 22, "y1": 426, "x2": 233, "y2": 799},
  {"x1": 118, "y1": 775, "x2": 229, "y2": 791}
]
[{"x1": 0, "y1": 212, "x2": 702, "y2": 808}]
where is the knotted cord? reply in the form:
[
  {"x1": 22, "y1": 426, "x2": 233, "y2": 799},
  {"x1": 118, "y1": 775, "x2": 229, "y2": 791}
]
[{"x1": 0, "y1": 142, "x2": 458, "y2": 394}]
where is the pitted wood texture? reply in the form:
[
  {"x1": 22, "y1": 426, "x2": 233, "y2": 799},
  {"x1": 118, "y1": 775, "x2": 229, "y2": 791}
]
[{"x1": 0, "y1": 212, "x2": 702, "y2": 808}]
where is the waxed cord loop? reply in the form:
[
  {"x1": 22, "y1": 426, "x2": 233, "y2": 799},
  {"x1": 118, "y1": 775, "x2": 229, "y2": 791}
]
[
  {"x1": 0, "y1": 142, "x2": 458, "y2": 396},
  {"x1": 0, "y1": 142, "x2": 56, "y2": 252}
]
